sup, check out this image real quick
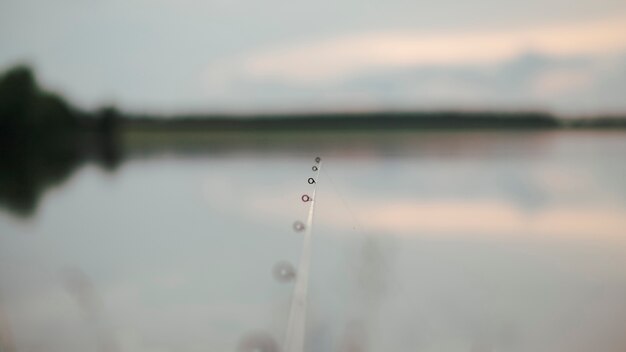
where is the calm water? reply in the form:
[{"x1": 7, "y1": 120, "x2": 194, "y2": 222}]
[{"x1": 1, "y1": 130, "x2": 626, "y2": 352}]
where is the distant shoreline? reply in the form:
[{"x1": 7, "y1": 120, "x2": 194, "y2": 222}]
[{"x1": 120, "y1": 111, "x2": 626, "y2": 131}]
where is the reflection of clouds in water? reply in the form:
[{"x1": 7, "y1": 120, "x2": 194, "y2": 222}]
[
  {"x1": 531, "y1": 166, "x2": 592, "y2": 195},
  {"x1": 496, "y1": 170, "x2": 548, "y2": 211},
  {"x1": 356, "y1": 200, "x2": 626, "y2": 238},
  {"x1": 193, "y1": 153, "x2": 626, "y2": 351},
  {"x1": 198, "y1": 156, "x2": 626, "y2": 240},
  {"x1": 256, "y1": 194, "x2": 626, "y2": 239}
]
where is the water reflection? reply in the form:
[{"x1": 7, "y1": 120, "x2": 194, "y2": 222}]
[
  {"x1": 0, "y1": 130, "x2": 625, "y2": 351},
  {"x1": 0, "y1": 129, "x2": 578, "y2": 219},
  {"x1": 0, "y1": 140, "x2": 121, "y2": 217}
]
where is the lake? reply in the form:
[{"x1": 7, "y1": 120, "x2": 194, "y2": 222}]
[{"x1": 1, "y1": 129, "x2": 626, "y2": 352}]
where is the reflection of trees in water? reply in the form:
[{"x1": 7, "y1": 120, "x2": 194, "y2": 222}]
[
  {"x1": 0, "y1": 65, "x2": 122, "y2": 217},
  {"x1": 0, "y1": 142, "x2": 81, "y2": 216}
]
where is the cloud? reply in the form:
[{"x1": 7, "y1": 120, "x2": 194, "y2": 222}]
[
  {"x1": 241, "y1": 187, "x2": 626, "y2": 240},
  {"x1": 204, "y1": 16, "x2": 626, "y2": 85},
  {"x1": 532, "y1": 68, "x2": 595, "y2": 96},
  {"x1": 200, "y1": 51, "x2": 626, "y2": 113},
  {"x1": 198, "y1": 16, "x2": 626, "y2": 114},
  {"x1": 354, "y1": 200, "x2": 626, "y2": 239}
]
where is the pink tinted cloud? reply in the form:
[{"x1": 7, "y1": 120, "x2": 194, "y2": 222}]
[{"x1": 205, "y1": 15, "x2": 626, "y2": 85}]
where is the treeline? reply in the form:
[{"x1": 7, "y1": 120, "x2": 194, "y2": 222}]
[
  {"x1": 0, "y1": 66, "x2": 77, "y2": 137},
  {"x1": 0, "y1": 65, "x2": 120, "y2": 143},
  {"x1": 126, "y1": 111, "x2": 626, "y2": 131},
  {"x1": 0, "y1": 65, "x2": 120, "y2": 216},
  {"x1": 125, "y1": 110, "x2": 562, "y2": 131}
]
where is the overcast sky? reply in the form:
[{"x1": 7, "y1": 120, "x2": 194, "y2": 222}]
[{"x1": 1, "y1": 0, "x2": 626, "y2": 115}]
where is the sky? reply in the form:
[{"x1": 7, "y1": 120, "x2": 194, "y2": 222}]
[{"x1": 1, "y1": 0, "x2": 626, "y2": 115}]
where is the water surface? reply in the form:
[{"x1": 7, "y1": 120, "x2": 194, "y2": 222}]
[{"x1": 1, "y1": 130, "x2": 626, "y2": 352}]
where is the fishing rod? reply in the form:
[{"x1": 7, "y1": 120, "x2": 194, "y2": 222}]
[
  {"x1": 238, "y1": 157, "x2": 323, "y2": 352},
  {"x1": 283, "y1": 156, "x2": 322, "y2": 352}
]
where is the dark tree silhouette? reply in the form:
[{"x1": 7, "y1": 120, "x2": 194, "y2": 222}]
[{"x1": 0, "y1": 65, "x2": 120, "y2": 217}]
